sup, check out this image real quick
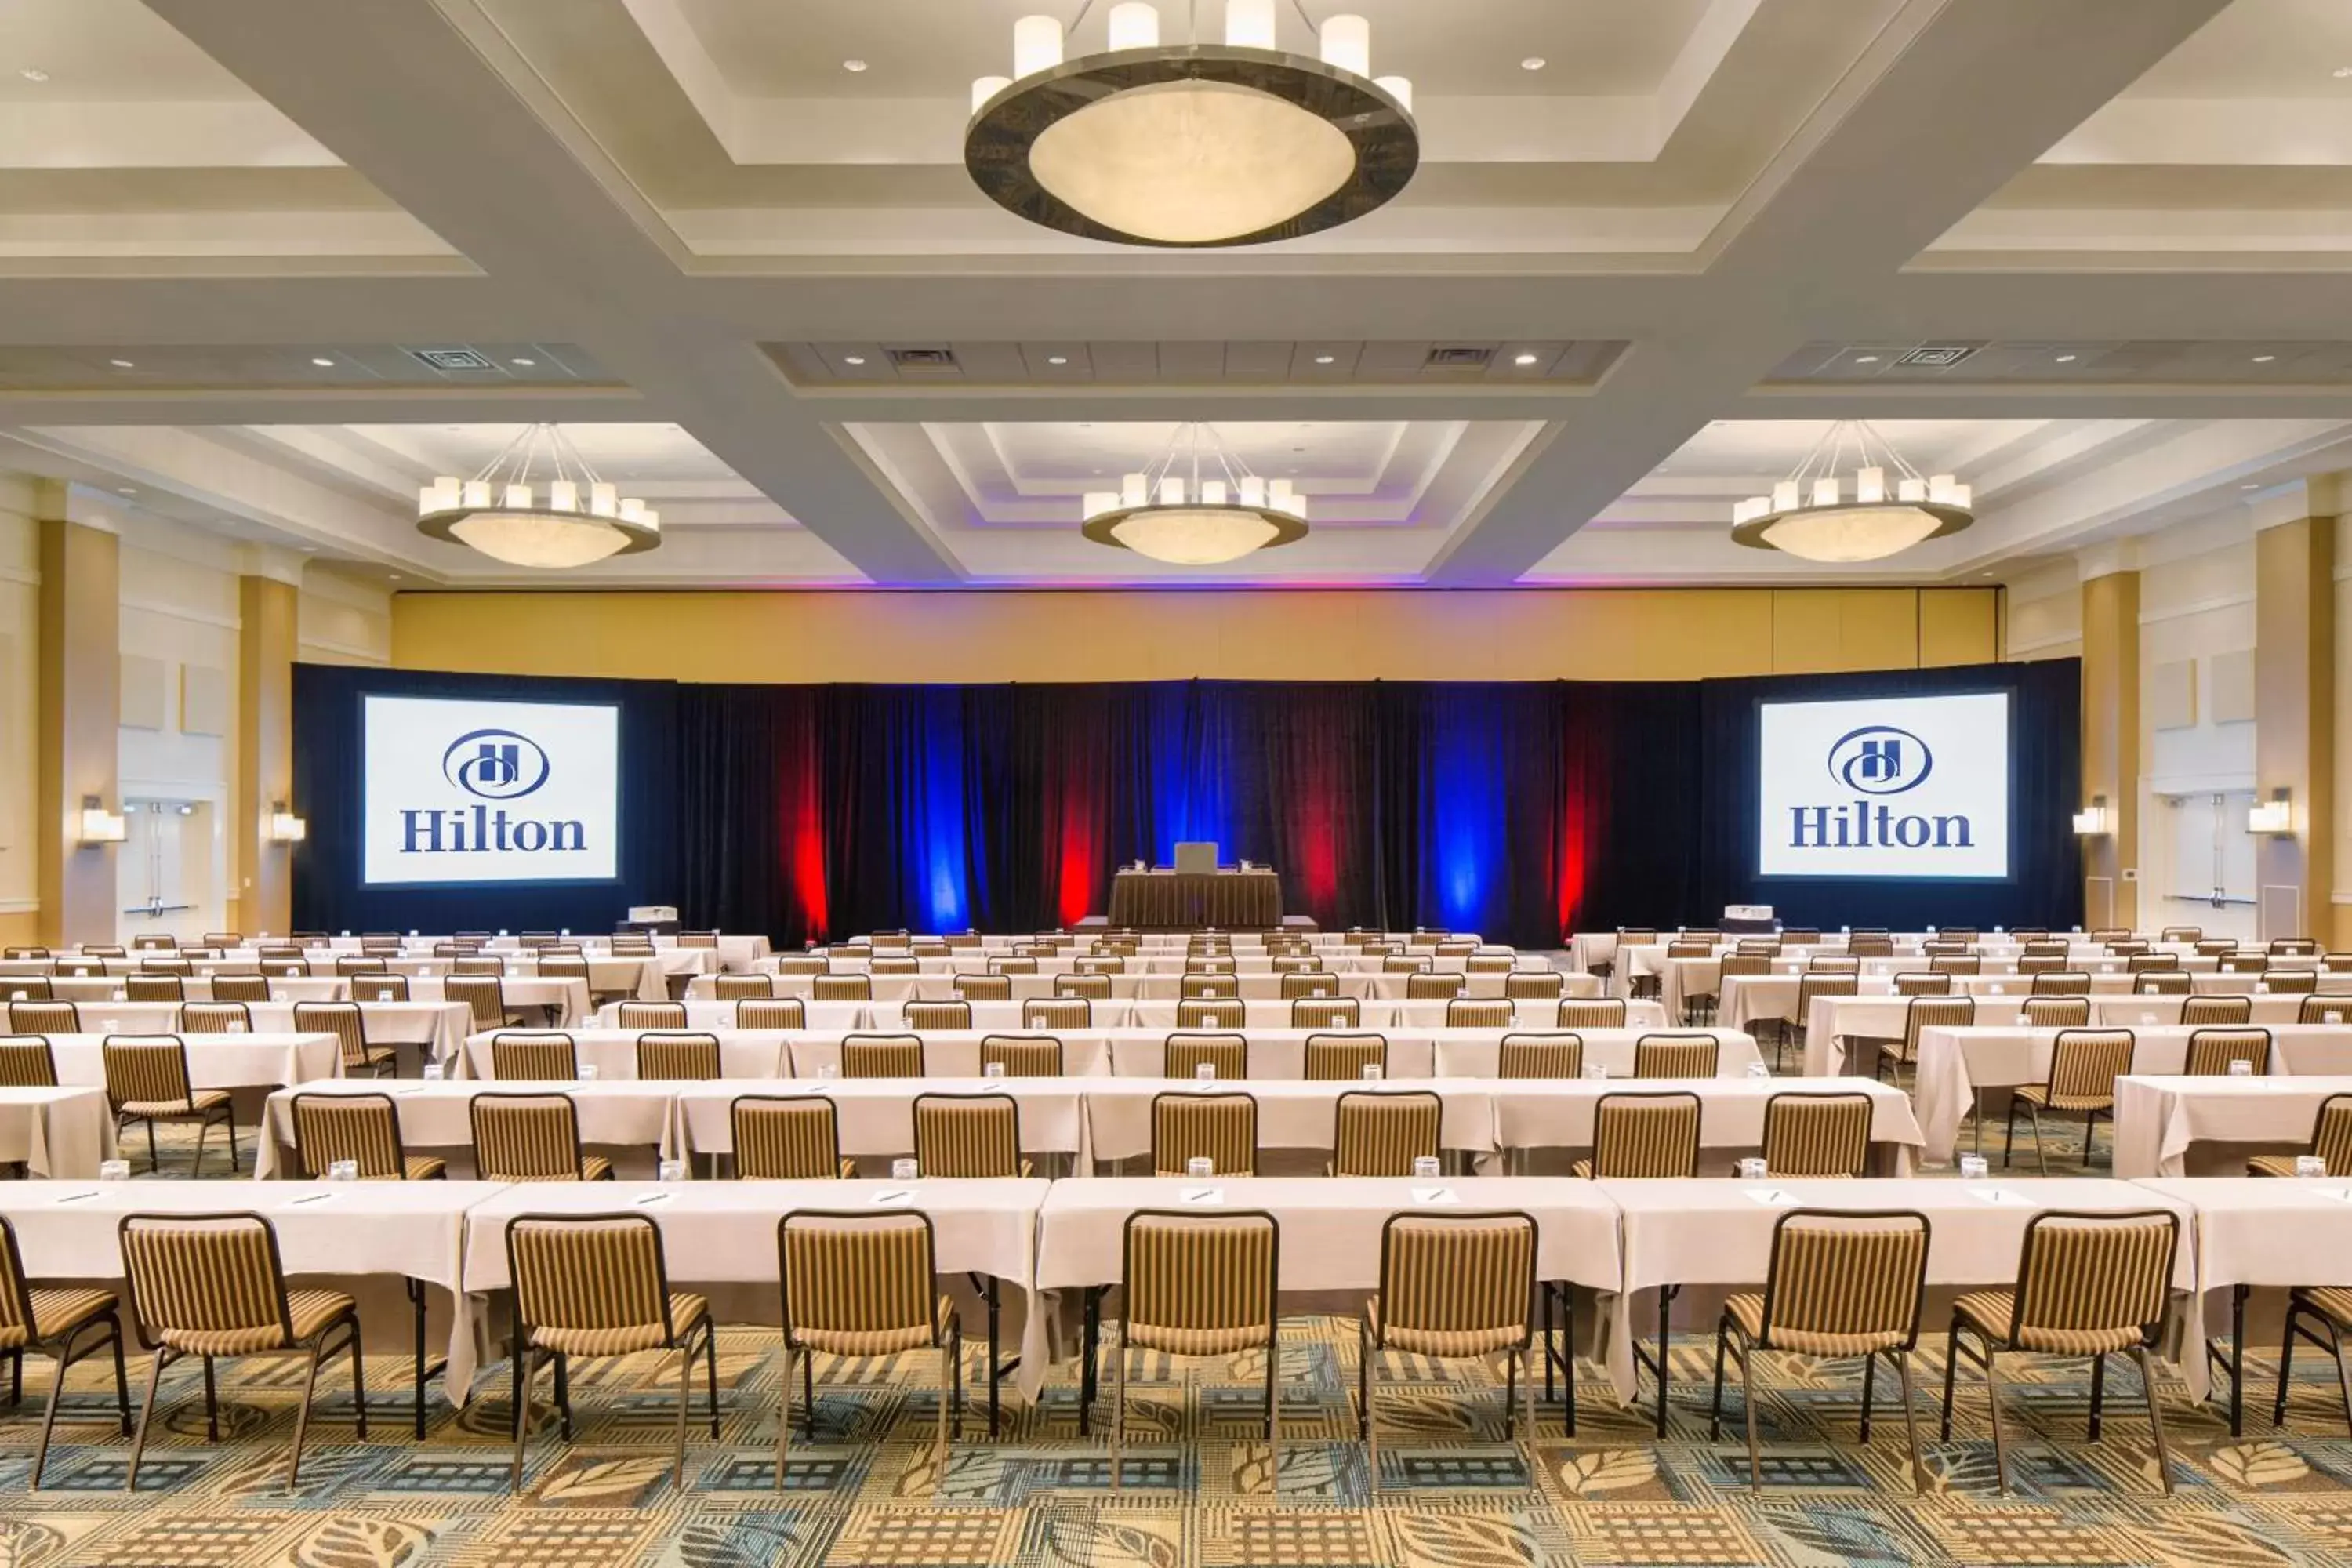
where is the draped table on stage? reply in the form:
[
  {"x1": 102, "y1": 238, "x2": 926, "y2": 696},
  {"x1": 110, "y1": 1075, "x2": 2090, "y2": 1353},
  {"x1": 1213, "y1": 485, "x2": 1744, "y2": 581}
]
[{"x1": 1107, "y1": 868, "x2": 1283, "y2": 929}]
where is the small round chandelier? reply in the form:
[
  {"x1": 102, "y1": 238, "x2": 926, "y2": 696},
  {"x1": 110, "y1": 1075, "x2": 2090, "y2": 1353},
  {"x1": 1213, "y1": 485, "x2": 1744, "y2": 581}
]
[
  {"x1": 1730, "y1": 421, "x2": 1974, "y2": 563},
  {"x1": 1081, "y1": 423, "x2": 1308, "y2": 564},
  {"x1": 416, "y1": 424, "x2": 659, "y2": 569},
  {"x1": 967, "y1": 2, "x2": 1417, "y2": 249}
]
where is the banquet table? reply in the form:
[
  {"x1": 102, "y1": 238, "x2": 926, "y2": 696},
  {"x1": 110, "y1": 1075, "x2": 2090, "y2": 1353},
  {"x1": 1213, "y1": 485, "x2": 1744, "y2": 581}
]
[
  {"x1": 1491, "y1": 1076, "x2": 1922, "y2": 1174},
  {"x1": 670, "y1": 1078, "x2": 1090, "y2": 1169},
  {"x1": 456, "y1": 1028, "x2": 793, "y2": 1082},
  {"x1": 1798, "y1": 992, "x2": 2340, "y2": 1076},
  {"x1": 2111, "y1": 1074, "x2": 2352, "y2": 1178},
  {"x1": 1914, "y1": 1025, "x2": 2352, "y2": 1165},
  {"x1": 255, "y1": 1079, "x2": 677, "y2": 1178},
  {"x1": 0, "y1": 1178, "x2": 500, "y2": 1421},
  {"x1": 13, "y1": 975, "x2": 351, "y2": 1006},
  {"x1": 1122, "y1": 996, "x2": 1649, "y2": 1031},
  {"x1": 0, "y1": 1087, "x2": 113, "y2": 1177},
  {"x1": 1598, "y1": 1176, "x2": 2199, "y2": 1403},
  {"x1": 599, "y1": 999, "x2": 873, "y2": 1033},
  {"x1": 35, "y1": 1031, "x2": 341, "y2": 1094},
  {"x1": 410, "y1": 975, "x2": 592, "y2": 1028}
]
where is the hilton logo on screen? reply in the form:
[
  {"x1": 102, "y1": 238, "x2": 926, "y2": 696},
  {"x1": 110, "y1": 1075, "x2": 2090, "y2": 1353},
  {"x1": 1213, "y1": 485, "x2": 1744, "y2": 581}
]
[
  {"x1": 397, "y1": 728, "x2": 589, "y2": 856},
  {"x1": 1788, "y1": 725, "x2": 1976, "y2": 851}
]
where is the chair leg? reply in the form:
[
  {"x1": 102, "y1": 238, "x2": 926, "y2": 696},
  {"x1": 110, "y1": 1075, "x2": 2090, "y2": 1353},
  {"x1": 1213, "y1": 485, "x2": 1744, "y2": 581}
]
[
  {"x1": 1356, "y1": 1318, "x2": 1370, "y2": 1442},
  {"x1": 2026, "y1": 1105, "x2": 2049, "y2": 1178},
  {"x1": 935, "y1": 1334, "x2": 953, "y2": 1488},
  {"x1": 347, "y1": 1319, "x2": 367, "y2": 1439},
  {"x1": 554, "y1": 1352, "x2": 571, "y2": 1440},
  {"x1": 201, "y1": 1356, "x2": 218, "y2": 1442},
  {"x1": 2088, "y1": 1352, "x2": 2106, "y2": 1440},
  {"x1": 288, "y1": 1344, "x2": 324, "y2": 1492},
  {"x1": 2330, "y1": 1320, "x2": 2352, "y2": 1441},
  {"x1": 510, "y1": 1345, "x2": 537, "y2": 1493},
  {"x1": 109, "y1": 1312, "x2": 131, "y2": 1436},
  {"x1": 772, "y1": 1344, "x2": 793, "y2": 1494},
  {"x1": 145, "y1": 1120, "x2": 158, "y2": 1174},
  {"x1": 1983, "y1": 1347, "x2": 2009, "y2": 1495},
  {"x1": 1561, "y1": 1288, "x2": 1577, "y2": 1437},
  {"x1": 191, "y1": 1118, "x2": 208, "y2": 1179},
  {"x1": 1265, "y1": 1327, "x2": 1280, "y2": 1496},
  {"x1": 1737, "y1": 1337, "x2": 1762, "y2": 1496},
  {"x1": 1895, "y1": 1348, "x2": 1926, "y2": 1495},
  {"x1": 704, "y1": 1323, "x2": 720, "y2": 1439},
  {"x1": 2002, "y1": 1099, "x2": 2016, "y2": 1169},
  {"x1": 1363, "y1": 1332, "x2": 1379, "y2": 1493},
  {"x1": 673, "y1": 1338, "x2": 693, "y2": 1490},
  {"x1": 126, "y1": 1345, "x2": 171, "y2": 1493},
  {"x1": 802, "y1": 1345, "x2": 816, "y2": 1438},
  {"x1": 1859, "y1": 1349, "x2": 1876, "y2": 1443},
  {"x1": 31, "y1": 1329, "x2": 82, "y2": 1490},
  {"x1": 1939, "y1": 1322, "x2": 1961, "y2": 1442},
  {"x1": 2132, "y1": 1345, "x2": 2175, "y2": 1496},
  {"x1": 1708, "y1": 1318, "x2": 1729, "y2": 1440},
  {"x1": 1109, "y1": 1334, "x2": 1126, "y2": 1494},
  {"x1": 2274, "y1": 1301, "x2": 2301, "y2": 1428}
]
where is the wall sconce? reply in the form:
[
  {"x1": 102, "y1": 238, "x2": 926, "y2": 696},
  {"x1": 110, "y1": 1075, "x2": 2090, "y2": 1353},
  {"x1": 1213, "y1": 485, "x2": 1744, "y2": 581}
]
[
  {"x1": 2071, "y1": 795, "x2": 2111, "y2": 836},
  {"x1": 268, "y1": 802, "x2": 308, "y2": 844},
  {"x1": 78, "y1": 796, "x2": 126, "y2": 844},
  {"x1": 2249, "y1": 789, "x2": 2295, "y2": 836}
]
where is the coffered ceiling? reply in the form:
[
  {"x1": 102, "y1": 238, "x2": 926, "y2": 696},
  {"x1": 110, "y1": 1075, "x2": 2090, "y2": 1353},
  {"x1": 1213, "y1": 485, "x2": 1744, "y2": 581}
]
[{"x1": 0, "y1": 0, "x2": 2349, "y2": 594}]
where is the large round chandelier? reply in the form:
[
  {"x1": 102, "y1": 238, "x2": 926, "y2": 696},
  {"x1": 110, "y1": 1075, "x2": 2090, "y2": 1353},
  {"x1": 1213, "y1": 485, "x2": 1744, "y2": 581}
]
[
  {"x1": 967, "y1": 2, "x2": 1417, "y2": 248},
  {"x1": 1081, "y1": 423, "x2": 1308, "y2": 564},
  {"x1": 416, "y1": 424, "x2": 659, "y2": 569},
  {"x1": 1730, "y1": 422, "x2": 1974, "y2": 563}
]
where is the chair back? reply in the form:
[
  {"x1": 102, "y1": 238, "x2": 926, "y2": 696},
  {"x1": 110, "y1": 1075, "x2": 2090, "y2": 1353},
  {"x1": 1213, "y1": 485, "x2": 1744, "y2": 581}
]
[
  {"x1": 841, "y1": 1034, "x2": 924, "y2": 1079},
  {"x1": 636, "y1": 1032, "x2": 721, "y2": 1080},
  {"x1": 1052, "y1": 975, "x2": 1112, "y2": 1004},
  {"x1": 470, "y1": 1094, "x2": 590, "y2": 1181},
  {"x1": 1176, "y1": 999, "x2": 1246, "y2": 1029},
  {"x1": 1497, "y1": 1032, "x2": 1583, "y2": 1078},
  {"x1": 2031, "y1": 971, "x2": 2092, "y2": 996},
  {"x1": 2160, "y1": 926, "x2": 2203, "y2": 942},
  {"x1": 1589, "y1": 1092, "x2": 1700, "y2": 1178},
  {"x1": 352, "y1": 974, "x2": 410, "y2": 1003},
  {"x1": 2180, "y1": 994, "x2": 2253, "y2": 1025},
  {"x1": 1761, "y1": 1092, "x2": 1873, "y2": 1178},
  {"x1": 1931, "y1": 954, "x2": 1983, "y2": 975},
  {"x1": 0, "y1": 1036, "x2": 56, "y2": 1087},
  {"x1": 180, "y1": 1001, "x2": 252, "y2": 1035},
  {"x1": 2020, "y1": 995, "x2": 2092, "y2": 1028},
  {"x1": 290, "y1": 1092, "x2": 409, "y2": 1178},
  {"x1": 1305, "y1": 1033, "x2": 1387, "y2": 1081},
  {"x1": 737, "y1": 998, "x2": 807, "y2": 1030},
  {"x1": 2299, "y1": 995, "x2": 2352, "y2": 1026},
  {"x1": 1181, "y1": 975, "x2": 1240, "y2": 1000},
  {"x1": 120, "y1": 1214, "x2": 292, "y2": 1352},
  {"x1": 2267, "y1": 970, "x2": 2320, "y2": 995},
  {"x1": 507, "y1": 1214, "x2": 676, "y2": 1348},
  {"x1": 102, "y1": 1036, "x2": 194, "y2": 1110},
  {"x1": 912, "y1": 1093, "x2": 1023, "y2": 1178},
  {"x1": 1795, "y1": 976, "x2": 1860, "y2": 1022},
  {"x1": 2307, "y1": 1094, "x2": 2352, "y2": 1174},
  {"x1": 1892, "y1": 972, "x2": 1951, "y2": 996},
  {"x1": 1072, "y1": 960, "x2": 1123, "y2": 980},
  {"x1": 335, "y1": 956, "x2": 388, "y2": 978},
  {"x1": 293, "y1": 1002, "x2": 372, "y2": 1069},
  {"x1": 1446, "y1": 998, "x2": 1514, "y2": 1029},
  {"x1": 1719, "y1": 954, "x2": 1772, "y2": 980},
  {"x1": 2220, "y1": 953, "x2": 2270, "y2": 975},
  {"x1": 1120, "y1": 1210, "x2": 1277, "y2": 1356},
  {"x1": 1632, "y1": 1033, "x2": 1719, "y2": 1079},
  {"x1": 1405, "y1": 973, "x2": 1467, "y2": 1000},
  {"x1": 9, "y1": 1001, "x2": 79, "y2": 1034},
  {"x1": 2047, "y1": 1029, "x2": 2135, "y2": 1104},
  {"x1": 813, "y1": 975, "x2": 874, "y2": 1002},
  {"x1": 125, "y1": 975, "x2": 186, "y2": 1002},
  {"x1": 1904, "y1": 995, "x2": 1976, "y2": 1049},
  {"x1": 1022, "y1": 997, "x2": 1091, "y2": 1030},
  {"x1": 1751, "y1": 1209, "x2": 1929, "y2": 1352},
  {"x1": 2006, "y1": 1210, "x2": 2179, "y2": 1351},
  {"x1": 452, "y1": 956, "x2": 506, "y2": 978},
  {"x1": 1504, "y1": 971, "x2": 1565, "y2": 1000},
  {"x1": 1164, "y1": 1032, "x2": 1247, "y2": 1080},
  {"x1": 0, "y1": 978, "x2": 51, "y2": 1002},
  {"x1": 1151, "y1": 1091, "x2": 1257, "y2": 1176},
  {"x1": 779, "y1": 1211, "x2": 941, "y2": 1355},
  {"x1": 213, "y1": 975, "x2": 274, "y2": 1004},
  {"x1": 1373, "y1": 1212, "x2": 1535, "y2": 1356},
  {"x1": 732, "y1": 1095, "x2": 844, "y2": 1179},
  {"x1": 904, "y1": 1001, "x2": 973, "y2": 1033},
  {"x1": 1555, "y1": 998, "x2": 1628, "y2": 1029},
  {"x1": 1290, "y1": 997, "x2": 1359, "y2": 1029},
  {"x1": 954, "y1": 974, "x2": 1012, "y2": 1002},
  {"x1": 615, "y1": 1001, "x2": 688, "y2": 1030},
  {"x1": 490, "y1": 1032, "x2": 579, "y2": 1080},
  {"x1": 1280, "y1": 972, "x2": 1339, "y2": 999},
  {"x1": 980, "y1": 1035, "x2": 1063, "y2": 1076},
  {"x1": 445, "y1": 975, "x2": 508, "y2": 1029},
  {"x1": 2184, "y1": 1027, "x2": 2268, "y2": 1076},
  {"x1": 1333, "y1": 1091, "x2": 1440, "y2": 1176},
  {"x1": 713, "y1": 975, "x2": 775, "y2": 1001}
]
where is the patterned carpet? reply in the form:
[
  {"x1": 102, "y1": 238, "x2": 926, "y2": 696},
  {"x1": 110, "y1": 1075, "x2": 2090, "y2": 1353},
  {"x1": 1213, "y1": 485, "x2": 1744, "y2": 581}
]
[{"x1": 4, "y1": 1313, "x2": 2352, "y2": 1567}]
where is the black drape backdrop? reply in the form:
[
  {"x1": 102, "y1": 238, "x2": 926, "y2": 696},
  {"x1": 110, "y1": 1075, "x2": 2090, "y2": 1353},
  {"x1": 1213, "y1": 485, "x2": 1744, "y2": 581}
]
[{"x1": 293, "y1": 659, "x2": 2080, "y2": 946}]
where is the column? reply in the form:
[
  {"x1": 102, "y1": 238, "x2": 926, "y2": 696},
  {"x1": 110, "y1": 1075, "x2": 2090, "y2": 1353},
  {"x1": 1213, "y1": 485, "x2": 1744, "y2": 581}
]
[
  {"x1": 34, "y1": 485, "x2": 120, "y2": 947},
  {"x1": 2078, "y1": 548, "x2": 2140, "y2": 932},
  {"x1": 233, "y1": 550, "x2": 301, "y2": 938},
  {"x1": 2253, "y1": 480, "x2": 2336, "y2": 945}
]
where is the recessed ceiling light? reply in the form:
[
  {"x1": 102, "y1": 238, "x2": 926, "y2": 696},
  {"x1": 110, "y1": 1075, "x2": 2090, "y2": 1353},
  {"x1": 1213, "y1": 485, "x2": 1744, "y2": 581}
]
[
  {"x1": 1314, "y1": 354, "x2": 1336, "y2": 365},
  {"x1": 310, "y1": 356, "x2": 336, "y2": 367},
  {"x1": 2254, "y1": 354, "x2": 2278, "y2": 363},
  {"x1": 2336, "y1": 65, "x2": 2352, "y2": 78},
  {"x1": 115, "y1": 487, "x2": 136, "y2": 496},
  {"x1": 2054, "y1": 354, "x2": 2078, "y2": 363},
  {"x1": 843, "y1": 355, "x2": 866, "y2": 365},
  {"x1": 1047, "y1": 355, "x2": 1069, "y2": 365},
  {"x1": 842, "y1": 58, "x2": 868, "y2": 72},
  {"x1": 1854, "y1": 354, "x2": 1880, "y2": 364},
  {"x1": 1514, "y1": 352, "x2": 1539, "y2": 366},
  {"x1": 109, "y1": 358, "x2": 134, "y2": 368},
  {"x1": 510, "y1": 357, "x2": 535, "y2": 367},
  {"x1": 2242, "y1": 482, "x2": 2262, "y2": 490},
  {"x1": 1520, "y1": 56, "x2": 1546, "y2": 71},
  {"x1": 18, "y1": 68, "x2": 46, "y2": 83},
  {"x1": 388, "y1": 574, "x2": 402, "y2": 581}
]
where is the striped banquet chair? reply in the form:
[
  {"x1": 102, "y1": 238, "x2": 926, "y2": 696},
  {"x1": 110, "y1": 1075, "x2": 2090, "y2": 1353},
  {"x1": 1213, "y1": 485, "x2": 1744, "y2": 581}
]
[
  {"x1": 1331, "y1": 1091, "x2": 1440, "y2": 1177},
  {"x1": 1280, "y1": 972, "x2": 1341, "y2": 1000},
  {"x1": 731, "y1": 1095, "x2": 853, "y2": 1179},
  {"x1": 1760, "y1": 1092, "x2": 1873, "y2": 1178},
  {"x1": 489, "y1": 1033, "x2": 579, "y2": 1081},
  {"x1": 1632, "y1": 1033, "x2": 1719, "y2": 1080},
  {"x1": 9, "y1": 1001, "x2": 79, "y2": 1035},
  {"x1": 1176, "y1": 999, "x2": 1246, "y2": 1029},
  {"x1": 469, "y1": 1094, "x2": 612, "y2": 1181},
  {"x1": 904, "y1": 1001, "x2": 973, "y2": 1033},
  {"x1": 1711, "y1": 1208, "x2": 1931, "y2": 1494},
  {"x1": 0, "y1": 1036, "x2": 58, "y2": 1087},
  {"x1": 979, "y1": 1034, "x2": 1063, "y2": 1077},
  {"x1": 912, "y1": 1094, "x2": 1029, "y2": 1178},
  {"x1": 1359, "y1": 1211, "x2": 1537, "y2": 1486},
  {"x1": 445, "y1": 975, "x2": 523, "y2": 1030},
  {"x1": 0, "y1": 1214, "x2": 129, "y2": 1486},
  {"x1": 2184, "y1": 1027, "x2": 2269, "y2": 1076},
  {"x1": 812, "y1": 975, "x2": 873, "y2": 1002},
  {"x1": 1574, "y1": 1091, "x2": 1700, "y2": 1180},
  {"x1": 2183, "y1": 994, "x2": 2255, "y2": 1026},
  {"x1": 1940, "y1": 1209, "x2": 2181, "y2": 1494},
  {"x1": 0, "y1": 977, "x2": 51, "y2": 1001},
  {"x1": 210, "y1": 975, "x2": 272, "y2": 1004},
  {"x1": 504, "y1": 1214, "x2": 717, "y2": 1491},
  {"x1": 954, "y1": 975, "x2": 1012, "y2": 1002},
  {"x1": 1893, "y1": 972, "x2": 1952, "y2": 997},
  {"x1": 350, "y1": 974, "x2": 410, "y2": 1003},
  {"x1": 1404, "y1": 973, "x2": 1466, "y2": 1001},
  {"x1": 636, "y1": 1032, "x2": 722, "y2": 1080},
  {"x1": 1181, "y1": 975, "x2": 1240, "y2": 1000},
  {"x1": 1504, "y1": 971, "x2": 1565, "y2": 1001},
  {"x1": 1052, "y1": 975, "x2": 1112, "y2": 1003},
  {"x1": 2301, "y1": 995, "x2": 2352, "y2": 1026},
  {"x1": 125, "y1": 975, "x2": 185, "y2": 1003},
  {"x1": 1879, "y1": 996, "x2": 1976, "y2": 1081},
  {"x1": 713, "y1": 975, "x2": 775, "y2": 1001},
  {"x1": 1291, "y1": 997, "x2": 1359, "y2": 1030},
  {"x1": 2020, "y1": 995, "x2": 2092, "y2": 1029},
  {"x1": 1556, "y1": 999, "x2": 1628, "y2": 1030},
  {"x1": 103, "y1": 1036, "x2": 237, "y2": 1175},
  {"x1": 737, "y1": 998, "x2": 808, "y2": 1031},
  {"x1": 1164, "y1": 1032, "x2": 1247, "y2": 1080},
  {"x1": 1931, "y1": 954, "x2": 1984, "y2": 975},
  {"x1": 119, "y1": 1212, "x2": 364, "y2": 1491},
  {"x1": 1152, "y1": 1091, "x2": 1257, "y2": 1176},
  {"x1": 777, "y1": 1211, "x2": 959, "y2": 1483},
  {"x1": 616, "y1": 1002, "x2": 688, "y2": 1030},
  {"x1": 293, "y1": 1001, "x2": 399, "y2": 1078},
  {"x1": 2031, "y1": 971, "x2": 2093, "y2": 997},
  {"x1": 180, "y1": 1002, "x2": 251, "y2": 1036},
  {"x1": 2249, "y1": 1093, "x2": 2352, "y2": 1178},
  {"x1": 1111, "y1": 1210, "x2": 1278, "y2": 1490},
  {"x1": 1446, "y1": 998, "x2": 1514, "y2": 1030},
  {"x1": 1305, "y1": 1033, "x2": 1388, "y2": 1081},
  {"x1": 1498, "y1": 1032, "x2": 1583, "y2": 1079},
  {"x1": 289, "y1": 1091, "x2": 445, "y2": 1180},
  {"x1": 841, "y1": 1035, "x2": 924, "y2": 1079},
  {"x1": 1023, "y1": 998, "x2": 1091, "y2": 1029},
  {"x1": 2268, "y1": 970, "x2": 2320, "y2": 995},
  {"x1": 2005, "y1": 1029, "x2": 2135, "y2": 1175},
  {"x1": 335, "y1": 956, "x2": 389, "y2": 978}
]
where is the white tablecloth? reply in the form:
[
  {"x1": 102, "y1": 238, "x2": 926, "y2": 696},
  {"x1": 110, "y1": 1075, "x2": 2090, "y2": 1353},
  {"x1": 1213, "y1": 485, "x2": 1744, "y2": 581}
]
[
  {"x1": 411, "y1": 976, "x2": 593, "y2": 1029},
  {"x1": 2112, "y1": 1074, "x2": 2352, "y2": 1178},
  {"x1": 0, "y1": 1087, "x2": 113, "y2": 1177},
  {"x1": 456, "y1": 1029, "x2": 793, "y2": 1082},
  {"x1": 37, "y1": 1031, "x2": 341, "y2": 1093},
  {"x1": 670, "y1": 1079, "x2": 1087, "y2": 1166},
  {"x1": 256, "y1": 1080, "x2": 677, "y2": 1178},
  {"x1": 1491, "y1": 1076, "x2": 1921, "y2": 1173}
]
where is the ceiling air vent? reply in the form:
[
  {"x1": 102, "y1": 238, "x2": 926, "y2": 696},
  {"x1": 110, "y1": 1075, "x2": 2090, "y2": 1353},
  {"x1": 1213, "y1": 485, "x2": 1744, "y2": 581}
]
[
  {"x1": 1425, "y1": 346, "x2": 1494, "y2": 368},
  {"x1": 888, "y1": 347, "x2": 959, "y2": 368},
  {"x1": 407, "y1": 347, "x2": 497, "y2": 372},
  {"x1": 1896, "y1": 344, "x2": 1977, "y2": 368}
]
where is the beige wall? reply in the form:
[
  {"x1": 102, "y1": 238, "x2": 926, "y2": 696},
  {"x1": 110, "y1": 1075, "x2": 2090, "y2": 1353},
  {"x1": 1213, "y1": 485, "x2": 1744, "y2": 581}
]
[{"x1": 391, "y1": 586, "x2": 2003, "y2": 683}]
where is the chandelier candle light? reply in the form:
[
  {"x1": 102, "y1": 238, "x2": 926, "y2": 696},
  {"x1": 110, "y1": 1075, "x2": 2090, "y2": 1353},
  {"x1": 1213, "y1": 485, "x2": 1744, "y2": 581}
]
[
  {"x1": 416, "y1": 424, "x2": 660, "y2": 569},
  {"x1": 1081, "y1": 423, "x2": 1309, "y2": 564},
  {"x1": 1730, "y1": 421, "x2": 1974, "y2": 563},
  {"x1": 967, "y1": 1, "x2": 1417, "y2": 247}
]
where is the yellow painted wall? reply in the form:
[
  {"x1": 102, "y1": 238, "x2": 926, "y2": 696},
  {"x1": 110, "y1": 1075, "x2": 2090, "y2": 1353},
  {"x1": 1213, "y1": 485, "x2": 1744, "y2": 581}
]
[{"x1": 391, "y1": 586, "x2": 2004, "y2": 684}]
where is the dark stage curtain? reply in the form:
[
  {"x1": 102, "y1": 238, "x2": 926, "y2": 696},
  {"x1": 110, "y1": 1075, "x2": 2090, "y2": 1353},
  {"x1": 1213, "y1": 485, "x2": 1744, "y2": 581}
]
[{"x1": 294, "y1": 661, "x2": 2082, "y2": 947}]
